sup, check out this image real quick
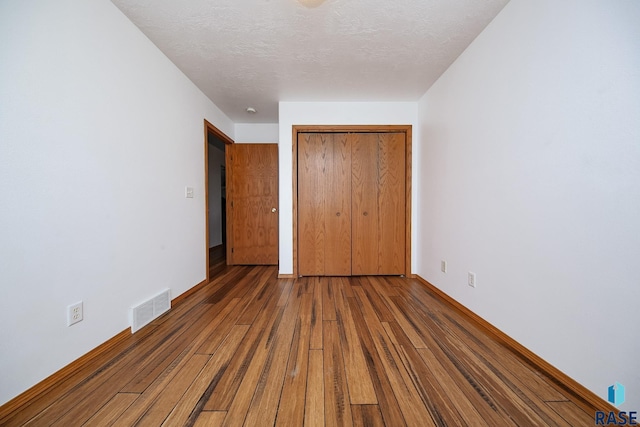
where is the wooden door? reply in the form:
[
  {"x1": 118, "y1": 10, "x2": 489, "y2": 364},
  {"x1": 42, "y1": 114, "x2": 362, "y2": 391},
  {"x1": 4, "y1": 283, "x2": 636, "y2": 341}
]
[
  {"x1": 228, "y1": 143, "x2": 278, "y2": 265},
  {"x1": 352, "y1": 133, "x2": 405, "y2": 275},
  {"x1": 298, "y1": 133, "x2": 351, "y2": 275}
]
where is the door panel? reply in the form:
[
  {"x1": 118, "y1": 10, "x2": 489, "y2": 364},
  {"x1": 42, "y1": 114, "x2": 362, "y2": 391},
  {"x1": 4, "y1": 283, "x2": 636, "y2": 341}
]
[
  {"x1": 297, "y1": 131, "x2": 406, "y2": 276},
  {"x1": 298, "y1": 133, "x2": 326, "y2": 275},
  {"x1": 352, "y1": 133, "x2": 405, "y2": 275},
  {"x1": 324, "y1": 134, "x2": 352, "y2": 275},
  {"x1": 298, "y1": 133, "x2": 351, "y2": 276},
  {"x1": 351, "y1": 134, "x2": 379, "y2": 275},
  {"x1": 229, "y1": 144, "x2": 278, "y2": 265},
  {"x1": 377, "y1": 133, "x2": 405, "y2": 274}
]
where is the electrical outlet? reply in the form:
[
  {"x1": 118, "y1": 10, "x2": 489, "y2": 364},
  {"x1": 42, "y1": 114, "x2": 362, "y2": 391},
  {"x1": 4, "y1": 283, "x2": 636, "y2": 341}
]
[
  {"x1": 468, "y1": 272, "x2": 476, "y2": 288},
  {"x1": 67, "y1": 301, "x2": 83, "y2": 326},
  {"x1": 441, "y1": 260, "x2": 447, "y2": 273}
]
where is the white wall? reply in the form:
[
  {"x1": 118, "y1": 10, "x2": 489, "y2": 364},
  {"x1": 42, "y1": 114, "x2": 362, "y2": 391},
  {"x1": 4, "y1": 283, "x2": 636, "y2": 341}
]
[
  {"x1": 0, "y1": 0, "x2": 233, "y2": 405},
  {"x1": 208, "y1": 145, "x2": 225, "y2": 247},
  {"x1": 235, "y1": 123, "x2": 279, "y2": 143},
  {"x1": 278, "y1": 102, "x2": 419, "y2": 275},
  {"x1": 417, "y1": 0, "x2": 640, "y2": 409}
]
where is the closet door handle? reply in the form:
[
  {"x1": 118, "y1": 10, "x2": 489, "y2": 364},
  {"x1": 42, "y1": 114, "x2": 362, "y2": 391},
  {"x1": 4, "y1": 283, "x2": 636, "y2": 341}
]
[
  {"x1": 336, "y1": 212, "x2": 341, "y2": 217},
  {"x1": 271, "y1": 207, "x2": 277, "y2": 213},
  {"x1": 363, "y1": 211, "x2": 368, "y2": 216}
]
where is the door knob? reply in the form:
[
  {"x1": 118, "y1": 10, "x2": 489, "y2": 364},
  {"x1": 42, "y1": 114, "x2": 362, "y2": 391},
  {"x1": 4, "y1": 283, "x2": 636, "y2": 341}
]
[
  {"x1": 363, "y1": 211, "x2": 368, "y2": 216},
  {"x1": 336, "y1": 212, "x2": 341, "y2": 217},
  {"x1": 271, "y1": 207, "x2": 277, "y2": 213}
]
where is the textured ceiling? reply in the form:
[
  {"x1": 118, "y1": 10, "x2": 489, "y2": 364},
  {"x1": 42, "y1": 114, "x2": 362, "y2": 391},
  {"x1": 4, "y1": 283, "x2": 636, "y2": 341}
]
[{"x1": 110, "y1": 0, "x2": 509, "y2": 123}]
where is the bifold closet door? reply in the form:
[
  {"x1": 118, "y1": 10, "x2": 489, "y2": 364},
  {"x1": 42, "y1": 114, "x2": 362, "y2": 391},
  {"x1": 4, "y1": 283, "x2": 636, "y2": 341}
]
[
  {"x1": 351, "y1": 133, "x2": 405, "y2": 275},
  {"x1": 298, "y1": 133, "x2": 352, "y2": 276}
]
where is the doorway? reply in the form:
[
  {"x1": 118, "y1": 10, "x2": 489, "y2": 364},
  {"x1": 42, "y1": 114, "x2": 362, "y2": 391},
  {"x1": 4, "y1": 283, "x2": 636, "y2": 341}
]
[{"x1": 204, "y1": 120, "x2": 233, "y2": 281}]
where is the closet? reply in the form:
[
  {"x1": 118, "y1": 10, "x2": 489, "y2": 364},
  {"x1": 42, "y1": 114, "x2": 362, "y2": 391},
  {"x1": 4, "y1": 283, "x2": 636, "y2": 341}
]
[{"x1": 297, "y1": 131, "x2": 407, "y2": 276}]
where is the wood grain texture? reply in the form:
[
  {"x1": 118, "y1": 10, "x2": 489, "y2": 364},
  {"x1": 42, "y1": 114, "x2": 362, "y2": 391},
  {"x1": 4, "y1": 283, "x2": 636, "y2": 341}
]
[
  {"x1": 240, "y1": 282, "x2": 303, "y2": 427},
  {"x1": 350, "y1": 286, "x2": 436, "y2": 426},
  {"x1": 415, "y1": 274, "x2": 614, "y2": 416},
  {"x1": 546, "y1": 401, "x2": 595, "y2": 426},
  {"x1": 23, "y1": 304, "x2": 209, "y2": 426},
  {"x1": 347, "y1": 296, "x2": 406, "y2": 426},
  {"x1": 203, "y1": 283, "x2": 283, "y2": 411},
  {"x1": 0, "y1": 328, "x2": 131, "y2": 426},
  {"x1": 1, "y1": 267, "x2": 606, "y2": 426},
  {"x1": 194, "y1": 298, "x2": 243, "y2": 355},
  {"x1": 82, "y1": 393, "x2": 138, "y2": 427},
  {"x1": 332, "y1": 278, "x2": 377, "y2": 405},
  {"x1": 323, "y1": 321, "x2": 354, "y2": 426},
  {"x1": 324, "y1": 134, "x2": 352, "y2": 276},
  {"x1": 292, "y1": 125, "x2": 412, "y2": 277},
  {"x1": 165, "y1": 325, "x2": 249, "y2": 426},
  {"x1": 298, "y1": 133, "x2": 352, "y2": 275},
  {"x1": 323, "y1": 277, "x2": 338, "y2": 321},
  {"x1": 298, "y1": 132, "x2": 327, "y2": 275},
  {"x1": 385, "y1": 320, "x2": 470, "y2": 426},
  {"x1": 375, "y1": 132, "x2": 405, "y2": 274},
  {"x1": 117, "y1": 353, "x2": 210, "y2": 426},
  {"x1": 299, "y1": 131, "x2": 406, "y2": 277},
  {"x1": 352, "y1": 405, "x2": 385, "y2": 427},
  {"x1": 276, "y1": 293, "x2": 313, "y2": 426},
  {"x1": 305, "y1": 349, "x2": 325, "y2": 427},
  {"x1": 351, "y1": 133, "x2": 379, "y2": 275},
  {"x1": 192, "y1": 411, "x2": 227, "y2": 427},
  {"x1": 309, "y1": 276, "x2": 324, "y2": 349},
  {"x1": 228, "y1": 143, "x2": 278, "y2": 265}
]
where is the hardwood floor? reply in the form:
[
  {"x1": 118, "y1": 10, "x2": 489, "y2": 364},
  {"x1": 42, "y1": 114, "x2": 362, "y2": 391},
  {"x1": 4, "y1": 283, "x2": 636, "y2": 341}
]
[
  {"x1": 209, "y1": 244, "x2": 227, "y2": 278},
  {"x1": 0, "y1": 265, "x2": 595, "y2": 426}
]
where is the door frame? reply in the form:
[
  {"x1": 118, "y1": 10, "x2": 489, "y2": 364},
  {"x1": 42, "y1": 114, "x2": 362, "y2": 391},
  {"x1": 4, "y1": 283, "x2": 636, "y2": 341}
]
[
  {"x1": 204, "y1": 119, "x2": 234, "y2": 282},
  {"x1": 292, "y1": 125, "x2": 412, "y2": 277}
]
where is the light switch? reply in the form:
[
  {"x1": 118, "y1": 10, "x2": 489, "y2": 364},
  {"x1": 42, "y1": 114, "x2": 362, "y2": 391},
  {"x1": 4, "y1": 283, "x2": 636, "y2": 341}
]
[{"x1": 185, "y1": 187, "x2": 194, "y2": 198}]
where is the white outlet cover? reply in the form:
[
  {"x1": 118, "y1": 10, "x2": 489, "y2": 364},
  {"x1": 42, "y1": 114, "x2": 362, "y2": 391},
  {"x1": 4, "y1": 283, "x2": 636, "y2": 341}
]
[
  {"x1": 468, "y1": 272, "x2": 476, "y2": 288},
  {"x1": 67, "y1": 301, "x2": 83, "y2": 326}
]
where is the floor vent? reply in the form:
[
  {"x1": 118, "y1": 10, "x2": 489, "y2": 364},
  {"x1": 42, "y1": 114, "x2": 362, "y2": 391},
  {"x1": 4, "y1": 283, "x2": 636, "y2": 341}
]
[{"x1": 130, "y1": 289, "x2": 171, "y2": 333}]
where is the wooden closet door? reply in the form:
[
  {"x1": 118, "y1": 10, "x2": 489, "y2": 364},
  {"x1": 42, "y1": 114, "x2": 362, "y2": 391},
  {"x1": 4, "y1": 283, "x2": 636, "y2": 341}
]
[
  {"x1": 298, "y1": 133, "x2": 351, "y2": 276},
  {"x1": 351, "y1": 133, "x2": 405, "y2": 275}
]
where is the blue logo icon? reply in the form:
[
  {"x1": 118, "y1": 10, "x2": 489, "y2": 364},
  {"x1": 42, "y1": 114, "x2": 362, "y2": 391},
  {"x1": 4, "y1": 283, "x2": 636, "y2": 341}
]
[{"x1": 608, "y1": 382, "x2": 626, "y2": 407}]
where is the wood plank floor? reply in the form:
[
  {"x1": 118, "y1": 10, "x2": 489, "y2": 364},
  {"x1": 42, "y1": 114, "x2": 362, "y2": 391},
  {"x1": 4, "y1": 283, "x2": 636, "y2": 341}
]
[{"x1": 0, "y1": 265, "x2": 595, "y2": 426}]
